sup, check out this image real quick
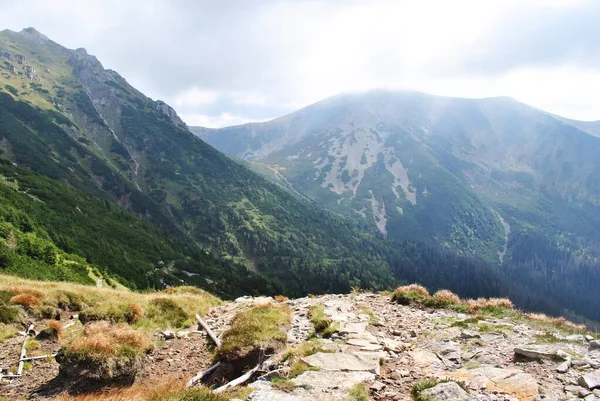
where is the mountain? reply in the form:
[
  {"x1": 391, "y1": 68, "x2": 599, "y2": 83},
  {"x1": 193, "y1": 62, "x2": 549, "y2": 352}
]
[
  {"x1": 2, "y1": 28, "x2": 600, "y2": 324},
  {"x1": 193, "y1": 90, "x2": 600, "y2": 263},
  {"x1": 0, "y1": 28, "x2": 511, "y2": 303}
]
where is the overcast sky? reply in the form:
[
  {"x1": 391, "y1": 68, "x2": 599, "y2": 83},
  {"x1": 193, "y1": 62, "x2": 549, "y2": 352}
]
[{"x1": 2, "y1": 0, "x2": 600, "y2": 127}]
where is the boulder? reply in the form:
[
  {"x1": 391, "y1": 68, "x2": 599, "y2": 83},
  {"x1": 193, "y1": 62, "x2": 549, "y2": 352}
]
[
  {"x1": 302, "y1": 352, "x2": 382, "y2": 374},
  {"x1": 579, "y1": 371, "x2": 600, "y2": 390},
  {"x1": 446, "y1": 367, "x2": 539, "y2": 401},
  {"x1": 556, "y1": 360, "x2": 571, "y2": 373},
  {"x1": 419, "y1": 382, "x2": 476, "y2": 401}
]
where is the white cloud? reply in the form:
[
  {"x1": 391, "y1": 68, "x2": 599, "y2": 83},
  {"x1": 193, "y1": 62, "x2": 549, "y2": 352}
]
[
  {"x1": 181, "y1": 112, "x2": 270, "y2": 128},
  {"x1": 2, "y1": 0, "x2": 600, "y2": 124}
]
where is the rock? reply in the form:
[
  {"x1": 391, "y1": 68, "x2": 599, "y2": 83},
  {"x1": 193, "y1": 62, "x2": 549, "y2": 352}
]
[
  {"x1": 446, "y1": 367, "x2": 539, "y2": 401},
  {"x1": 579, "y1": 371, "x2": 600, "y2": 390},
  {"x1": 514, "y1": 346, "x2": 553, "y2": 360},
  {"x1": 419, "y1": 381, "x2": 476, "y2": 401},
  {"x1": 302, "y1": 352, "x2": 382, "y2": 374},
  {"x1": 566, "y1": 334, "x2": 585, "y2": 342},
  {"x1": 590, "y1": 341, "x2": 600, "y2": 349},
  {"x1": 556, "y1": 360, "x2": 571, "y2": 373},
  {"x1": 555, "y1": 349, "x2": 571, "y2": 360},
  {"x1": 161, "y1": 330, "x2": 176, "y2": 340},
  {"x1": 369, "y1": 380, "x2": 386, "y2": 391},
  {"x1": 586, "y1": 335, "x2": 595, "y2": 342},
  {"x1": 339, "y1": 322, "x2": 368, "y2": 334},
  {"x1": 176, "y1": 330, "x2": 190, "y2": 338},
  {"x1": 460, "y1": 330, "x2": 481, "y2": 339}
]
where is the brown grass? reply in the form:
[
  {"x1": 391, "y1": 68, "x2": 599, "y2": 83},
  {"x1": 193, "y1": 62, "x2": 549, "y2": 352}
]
[
  {"x1": 399, "y1": 284, "x2": 430, "y2": 298},
  {"x1": 526, "y1": 312, "x2": 586, "y2": 332},
  {"x1": 63, "y1": 322, "x2": 152, "y2": 359},
  {"x1": 55, "y1": 379, "x2": 228, "y2": 401},
  {"x1": 10, "y1": 293, "x2": 41, "y2": 308},
  {"x1": 46, "y1": 319, "x2": 64, "y2": 337},
  {"x1": 274, "y1": 295, "x2": 289, "y2": 303},
  {"x1": 432, "y1": 290, "x2": 461, "y2": 305}
]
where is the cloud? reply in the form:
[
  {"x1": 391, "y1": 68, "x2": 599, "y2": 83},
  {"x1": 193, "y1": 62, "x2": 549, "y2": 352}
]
[{"x1": 2, "y1": 0, "x2": 600, "y2": 126}]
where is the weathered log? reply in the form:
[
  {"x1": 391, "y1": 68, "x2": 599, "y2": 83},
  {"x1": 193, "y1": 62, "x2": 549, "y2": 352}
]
[
  {"x1": 195, "y1": 313, "x2": 221, "y2": 348},
  {"x1": 185, "y1": 361, "x2": 221, "y2": 388},
  {"x1": 16, "y1": 324, "x2": 34, "y2": 376},
  {"x1": 20, "y1": 353, "x2": 57, "y2": 362},
  {"x1": 213, "y1": 363, "x2": 260, "y2": 393}
]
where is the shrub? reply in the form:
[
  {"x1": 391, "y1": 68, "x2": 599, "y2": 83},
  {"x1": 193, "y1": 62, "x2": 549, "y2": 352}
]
[{"x1": 432, "y1": 290, "x2": 461, "y2": 305}]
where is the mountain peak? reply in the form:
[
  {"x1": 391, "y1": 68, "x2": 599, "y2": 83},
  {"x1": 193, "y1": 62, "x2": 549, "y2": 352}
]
[{"x1": 20, "y1": 27, "x2": 50, "y2": 42}]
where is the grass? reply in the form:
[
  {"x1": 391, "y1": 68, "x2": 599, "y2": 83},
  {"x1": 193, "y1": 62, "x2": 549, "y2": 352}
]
[
  {"x1": 0, "y1": 323, "x2": 18, "y2": 341},
  {"x1": 358, "y1": 306, "x2": 378, "y2": 325},
  {"x1": 55, "y1": 381, "x2": 232, "y2": 401},
  {"x1": 0, "y1": 275, "x2": 221, "y2": 330},
  {"x1": 217, "y1": 303, "x2": 291, "y2": 359},
  {"x1": 308, "y1": 304, "x2": 331, "y2": 332},
  {"x1": 289, "y1": 360, "x2": 319, "y2": 378},
  {"x1": 347, "y1": 383, "x2": 369, "y2": 401},
  {"x1": 271, "y1": 377, "x2": 296, "y2": 392},
  {"x1": 60, "y1": 321, "x2": 153, "y2": 361}
]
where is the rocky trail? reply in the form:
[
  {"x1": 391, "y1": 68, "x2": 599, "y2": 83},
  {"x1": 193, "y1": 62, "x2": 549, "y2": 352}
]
[
  {"x1": 2, "y1": 292, "x2": 600, "y2": 400},
  {"x1": 202, "y1": 293, "x2": 600, "y2": 401}
]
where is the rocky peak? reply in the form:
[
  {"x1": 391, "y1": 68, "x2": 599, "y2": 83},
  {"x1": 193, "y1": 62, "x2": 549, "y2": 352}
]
[
  {"x1": 155, "y1": 100, "x2": 187, "y2": 129},
  {"x1": 20, "y1": 27, "x2": 50, "y2": 43}
]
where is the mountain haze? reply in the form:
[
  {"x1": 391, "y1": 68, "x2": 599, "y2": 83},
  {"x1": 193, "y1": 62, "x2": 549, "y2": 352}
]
[{"x1": 194, "y1": 90, "x2": 600, "y2": 264}]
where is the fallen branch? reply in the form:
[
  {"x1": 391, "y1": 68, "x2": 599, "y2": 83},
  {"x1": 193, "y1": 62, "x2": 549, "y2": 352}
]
[
  {"x1": 195, "y1": 313, "x2": 221, "y2": 348},
  {"x1": 213, "y1": 363, "x2": 260, "y2": 393},
  {"x1": 20, "y1": 353, "x2": 57, "y2": 362},
  {"x1": 16, "y1": 324, "x2": 34, "y2": 376},
  {"x1": 63, "y1": 321, "x2": 76, "y2": 329},
  {"x1": 185, "y1": 361, "x2": 221, "y2": 388}
]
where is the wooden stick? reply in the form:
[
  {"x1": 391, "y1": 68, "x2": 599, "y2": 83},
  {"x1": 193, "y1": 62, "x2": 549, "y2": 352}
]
[
  {"x1": 20, "y1": 353, "x2": 57, "y2": 362},
  {"x1": 16, "y1": 324, "x2": 34, "y2": 376},
  {"x1": 195, "y1": 313, "x2": 221, "y2": 348},
  {"x1": 213, "y1": 363, "x2": 260, "y2": 393},
  {"x1": 185, "y1": 361, "x2": 221, "y2": 388}
]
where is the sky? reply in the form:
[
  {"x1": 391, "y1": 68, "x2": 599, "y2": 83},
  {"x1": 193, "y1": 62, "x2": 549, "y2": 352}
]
[{"x1": 2, "y1": 0, "x2": 600, "y2": 127}]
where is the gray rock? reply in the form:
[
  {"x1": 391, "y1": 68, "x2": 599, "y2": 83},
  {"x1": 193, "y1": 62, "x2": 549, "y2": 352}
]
[
  {"x1": 302, "y1": 352, "x2": 382, "y2": 374},
  {"x1": 419, "y1": 382, "x2": 476, "y2": 401},
  {"x1": 557, "y1": 360, "x2": 571, "y2": 373},
  {"x1": 579, "y1": 371, "x2": 600, "y2": 390},
  {"x1": 590, "y1": 341, "x2": 600, "y2": 349},
  {"x1": 566, "y1": 334, "x2": 585, "y2": 342},
  {"x1": 161, "y1": 330, "x2": 175, "y2": 340},
  {"x1": 514, "y1": 347, "x2": 552, "y2": 360}
]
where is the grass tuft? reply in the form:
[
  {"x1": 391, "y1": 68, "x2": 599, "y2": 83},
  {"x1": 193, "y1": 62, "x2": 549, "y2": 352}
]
[{"x1": 347, "y1": 383, "x2": 369, "y2": 401}]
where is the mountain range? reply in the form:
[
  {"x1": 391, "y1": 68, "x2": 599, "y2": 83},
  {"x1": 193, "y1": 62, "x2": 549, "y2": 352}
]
[{"x1": 1, "y1": 28, "x2": 599, "y2": 324}]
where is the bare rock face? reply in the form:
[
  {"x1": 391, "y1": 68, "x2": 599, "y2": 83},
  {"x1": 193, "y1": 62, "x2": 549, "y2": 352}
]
[
  {"x1": 155, "y1": 100, "x2": 187, "y2": 129},
  {"x1": 579, "y1": 371, "x2": 600, "y2": 390}
]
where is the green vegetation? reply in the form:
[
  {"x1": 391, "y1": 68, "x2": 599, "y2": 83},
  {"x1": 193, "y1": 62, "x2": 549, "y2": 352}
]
[
  {"x1": 308, "y1": 304, "x2": 339, "y2": 338},
  {"x1": 218, "y1": 304, "x2": 291, "y2": 359},
  {"x1": 347, "y1": 383, "x2": 369, "y2": 401},
  {"x1": 271, "y1": 377, "x2": 296, "y2": 392}
]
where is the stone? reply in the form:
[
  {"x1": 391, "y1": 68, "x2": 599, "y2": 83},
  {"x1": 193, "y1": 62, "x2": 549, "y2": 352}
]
[
  {"x1": 419, "y1": 381, "x2": 476, "y2": 401},
  {"x1": 590, "y1": 341, "x2": 600, "y2": 349},
  {"x1": 555, "y1": 349, "x2": 571, "y2": 361},
  {"x1": 556, "y1": 360, "x2": 571, "y2": 373},
  {"x1": 446, "y1": 367, "x2": 539, "y2": 401},
  {"x1": 579, "y1": 371, "x2": 600, "y2": 390},
  {"x1": 161, "y1": 330, "x2": 175, "y2": 340},
  {"x1": 566, "y1": 334, "x2": 585, "y2": 342},
  {"x1": 369, "y1": 381, "x2": 386, "y2": 391},
  {"x1": 586, "y1": 335, "x2": 595, "y2": 342},
  {"x1": 176, "y1": 330, "x2": 190, "y2": 338},
  {"x1": 339, "y1": 322, "x2": 369, "y2": 334},
  {"x1": 514, "y1": 346, "x2": 553, "y2": 360},
  {"x1": 302, "y1": 352, "x2": 382, "y2": 374}
]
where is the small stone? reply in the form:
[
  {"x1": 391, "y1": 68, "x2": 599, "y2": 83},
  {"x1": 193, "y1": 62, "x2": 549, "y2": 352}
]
[
  {"x1": 161, "y1": 330, "x2": 176, "y2": 340},
  {"x1": 370, "y1": 381, "x2": 386, "y2": 392},
  {"x1": 557, "y1": 360, "x2": 571, "y2": 373}
]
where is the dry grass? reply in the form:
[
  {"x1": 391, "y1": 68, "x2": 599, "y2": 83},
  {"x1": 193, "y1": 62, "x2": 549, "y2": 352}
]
[
  {"x1": 397, "y1": 284, "x2": 430, "y2": 298},
  {"x1": 10, "y1": 293, "x2": 42, "y2": 308},
  {"x1": 274, "y1": 295, "x2": 289, "y2": 303},
  {"x1": 63, "y1": 321, "x2": 153, "y2": 360},
  {"x1": 55, "y1": 380, "x2": 229, "y2": 401},
  {"x1": 45, "y1": 319, "x2": 64, "y2": 338},
  {"x1": 0, "y1": 274, "x2": 221, "y2": 329},
  {"x1": 526, "y1": 312, "x2": 586, "y2": 333},
  {"x1": 432, "y1": 290, "x2": 461, "y2": 305}
]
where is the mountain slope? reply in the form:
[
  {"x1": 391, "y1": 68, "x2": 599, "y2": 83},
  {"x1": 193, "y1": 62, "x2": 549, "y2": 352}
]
[{"x1": 193, "y1": 91, "x2": 600, "y2": 265}]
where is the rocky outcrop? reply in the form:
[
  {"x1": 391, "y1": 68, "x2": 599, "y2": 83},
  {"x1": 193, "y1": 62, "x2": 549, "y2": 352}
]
[
  {"x1": 156, "y1": 100, "x2": 187, "y2": 129},
  {"x1": 420, "y1": 381, "x2": 477, "y2": 401}
]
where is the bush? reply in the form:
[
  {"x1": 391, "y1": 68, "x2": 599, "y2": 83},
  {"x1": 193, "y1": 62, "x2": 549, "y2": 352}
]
[{"x1": 392, "y1": 284, "x2": 430, "y2": 304}]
